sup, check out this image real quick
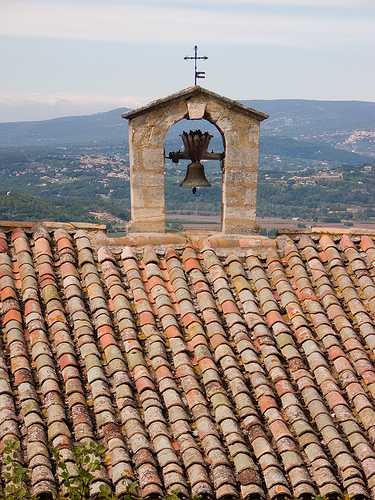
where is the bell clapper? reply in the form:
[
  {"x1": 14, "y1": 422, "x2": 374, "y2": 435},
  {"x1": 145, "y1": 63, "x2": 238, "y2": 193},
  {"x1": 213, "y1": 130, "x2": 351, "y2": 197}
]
[{"x1": 192, "y1": 187, "x2": 197, "y2": 194}]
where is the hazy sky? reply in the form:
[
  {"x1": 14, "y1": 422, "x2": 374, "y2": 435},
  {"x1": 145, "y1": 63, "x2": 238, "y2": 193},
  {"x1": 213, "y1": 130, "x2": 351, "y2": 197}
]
[{"x1": 0, "y1": 0, "x2": 374, "y2": 122}]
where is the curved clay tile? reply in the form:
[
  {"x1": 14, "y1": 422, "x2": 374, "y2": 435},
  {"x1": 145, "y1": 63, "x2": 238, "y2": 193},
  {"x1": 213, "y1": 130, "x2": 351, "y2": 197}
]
[
  {"x1": 194, "y1": 249, "x2": 313, "y2": 499},
  {"x1": 0, "y1": 231, "x2": 57, "y2": 497},
  {"x1": 5, "y1": 224, "x2": 375, "y2": 499},
  {"x1": 251, "y1": 247, "x2": 370, "y2": 498},
  {"x1": 54, "y1": 229, "x2": 135, "y2": 497},
  {"x1": 281, "y1": 239, "x2": 375, "y2": 496}
]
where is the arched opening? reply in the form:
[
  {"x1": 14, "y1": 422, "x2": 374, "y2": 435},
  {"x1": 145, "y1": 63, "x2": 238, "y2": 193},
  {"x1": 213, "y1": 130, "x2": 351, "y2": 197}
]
[{"x1": 164, "y1": 118, "x2": 224, "y2": 232}]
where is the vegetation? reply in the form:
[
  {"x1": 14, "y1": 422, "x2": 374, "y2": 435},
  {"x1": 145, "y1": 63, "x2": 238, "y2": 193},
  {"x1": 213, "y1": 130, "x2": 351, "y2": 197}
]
[
  {"x1": 0, "y1": 440, "x2": 193, "y2": 500},
  {"x1": 50, "y1": 440, "x2": 107, "y2": 500},
  {"x1": 0, "y1": 191, "x2": 129, "y2": 224},
  {"x1": 0, "y1": 440, "x2": 339, "y2": 500},
  {"x1": 0, "y1": 145, "x2": 374, "y2": 229},
  {"x1": 257, "y1": 163, "x2": 375, "y2": 222},
  {"x1": 1, "y1": 440, "x2": 35, "y2": 500},
  {"x1": 0, "y1": 146, "x2": 130, "y2": 225},
  {"x1": 0, "y1": 440, "x2": 137, "y2": 500}
]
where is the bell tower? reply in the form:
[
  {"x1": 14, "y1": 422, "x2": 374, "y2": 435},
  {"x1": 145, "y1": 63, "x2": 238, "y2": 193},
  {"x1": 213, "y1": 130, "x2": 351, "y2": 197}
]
[{"x1": 122, "y1": 86, "x2": 268, "y2": 234}]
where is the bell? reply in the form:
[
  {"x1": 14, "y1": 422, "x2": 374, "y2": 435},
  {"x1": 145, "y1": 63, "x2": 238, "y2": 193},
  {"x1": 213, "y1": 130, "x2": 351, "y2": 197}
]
[{"x1": 180, "y1": 162, "x2": 212, "y2": 193}]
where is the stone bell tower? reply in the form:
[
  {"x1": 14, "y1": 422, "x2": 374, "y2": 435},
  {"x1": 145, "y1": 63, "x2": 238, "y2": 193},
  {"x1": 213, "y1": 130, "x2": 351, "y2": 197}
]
[{"x1": 122, "y1": 86, "x2": 268, "y2": 235}]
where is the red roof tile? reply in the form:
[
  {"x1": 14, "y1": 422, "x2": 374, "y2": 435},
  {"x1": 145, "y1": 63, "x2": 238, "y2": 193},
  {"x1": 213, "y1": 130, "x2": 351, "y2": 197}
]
[{"x1": 3, "y1": 225, "x2": 375, "y2": 497}]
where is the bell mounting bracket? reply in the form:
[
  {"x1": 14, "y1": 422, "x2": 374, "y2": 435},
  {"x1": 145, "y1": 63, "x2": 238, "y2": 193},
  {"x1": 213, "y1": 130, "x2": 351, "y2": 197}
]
[{"x1": 167, "y1": 129, "x2": 224, "y2": 164}]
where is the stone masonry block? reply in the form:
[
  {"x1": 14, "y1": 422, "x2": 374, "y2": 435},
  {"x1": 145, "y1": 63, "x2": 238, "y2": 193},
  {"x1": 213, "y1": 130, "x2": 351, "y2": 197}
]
[{"x1": 226, "y1": 146, "x2": 259, "y2": 168}]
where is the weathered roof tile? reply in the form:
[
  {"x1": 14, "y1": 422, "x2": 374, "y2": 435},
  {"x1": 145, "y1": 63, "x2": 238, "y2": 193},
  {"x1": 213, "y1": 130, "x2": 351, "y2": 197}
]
[{"x1": 4, "y1": 225, "x2": 375, "y2": 497}]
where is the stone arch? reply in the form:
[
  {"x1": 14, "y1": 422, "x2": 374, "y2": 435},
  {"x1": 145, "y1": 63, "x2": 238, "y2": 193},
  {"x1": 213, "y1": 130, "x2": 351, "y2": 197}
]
[
  {"x1": 164, "y1": 117, "x2": 224, "y2": 227},
  {"x1": 123, "y1": 87, "x2": 268, "y2": 234}
]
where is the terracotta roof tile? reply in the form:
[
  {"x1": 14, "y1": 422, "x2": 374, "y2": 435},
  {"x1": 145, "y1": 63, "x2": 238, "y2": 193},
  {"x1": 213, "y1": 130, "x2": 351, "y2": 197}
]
[{"x1": 5, "y1": 225, "x2": 375, "y2": 497}]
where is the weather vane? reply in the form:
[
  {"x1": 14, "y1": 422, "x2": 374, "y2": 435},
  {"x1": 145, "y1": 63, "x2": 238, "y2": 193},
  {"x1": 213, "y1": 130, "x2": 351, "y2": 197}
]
[{"x1": 184, "y1": 45, "x2": 208, "y2": 86}]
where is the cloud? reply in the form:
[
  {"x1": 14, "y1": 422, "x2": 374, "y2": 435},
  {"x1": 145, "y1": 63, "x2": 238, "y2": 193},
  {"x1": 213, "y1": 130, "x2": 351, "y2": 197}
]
[
  {"x1": 161, "y1": 0, "x2": 374, "y2": 5},
  {"x1": 1, "y1": 0, "x2": 374, "y2": 47},
  {"x1": 0, "y1": 92, "x2": 151, "y2": 122},
  {"x1": 42, "y1": 0, "x2": 375, "y2": 7}
]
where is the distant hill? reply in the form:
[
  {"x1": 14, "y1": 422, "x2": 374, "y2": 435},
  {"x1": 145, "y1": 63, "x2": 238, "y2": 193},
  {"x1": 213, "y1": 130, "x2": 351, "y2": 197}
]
[
  {"x1": 0, "y1": 108, "x2": 131, "y2": 147},
  {"x1": 243, "y1": 99, "x2": 375, "y2": 158},
  {"x1": 0, "y1": 100, "x2": 374, "y2": 167}
]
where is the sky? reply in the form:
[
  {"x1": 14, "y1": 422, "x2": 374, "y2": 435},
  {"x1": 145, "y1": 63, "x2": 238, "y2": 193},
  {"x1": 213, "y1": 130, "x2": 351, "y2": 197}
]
[{"x1": 0, "y1": 0, "x2": 374, "y2": 122}]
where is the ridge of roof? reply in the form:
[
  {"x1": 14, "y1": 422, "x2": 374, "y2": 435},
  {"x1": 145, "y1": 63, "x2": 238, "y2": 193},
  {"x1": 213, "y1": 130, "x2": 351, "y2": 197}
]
[
  {"x1": 279, "y1": 226, "x2": 375, "y2": 237},
  {"x1": 0, "y1": 220, "x2": 106, "y2": 233},
  {"x1": 122, "y1": 86, "x2": 269, "y2": 122}
]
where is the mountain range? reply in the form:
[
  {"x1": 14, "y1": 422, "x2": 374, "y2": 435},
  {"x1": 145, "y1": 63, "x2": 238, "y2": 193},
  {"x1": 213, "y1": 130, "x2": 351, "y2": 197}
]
[{"x1": 0, "y1": 99, "x2": 374, "y2": 167}]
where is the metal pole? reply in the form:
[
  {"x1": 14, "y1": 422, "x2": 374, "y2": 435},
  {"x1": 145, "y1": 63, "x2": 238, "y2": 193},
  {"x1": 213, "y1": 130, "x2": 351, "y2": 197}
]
[{"x1": 194, "y1": 45, "x2": 198, "y2": 85}]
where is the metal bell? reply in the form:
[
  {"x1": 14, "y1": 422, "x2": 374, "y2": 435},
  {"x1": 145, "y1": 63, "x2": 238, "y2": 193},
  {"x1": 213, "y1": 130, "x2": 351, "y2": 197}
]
[{"x1": 180, "y1": 161, "x2": 212, "y2": 192}]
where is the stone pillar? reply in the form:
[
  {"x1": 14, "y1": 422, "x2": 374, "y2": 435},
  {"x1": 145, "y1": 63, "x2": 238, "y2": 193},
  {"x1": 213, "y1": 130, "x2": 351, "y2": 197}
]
[
  {"x1": 126, "y1": 119, "x2": 166, "y2": 233},
  {"x1": 126, "y1": 101, "x2": 186, "y2": 233},
  {"x1": 222, "y1": 118, "x2": 260, "y2": 234},
  {"x1": 206, "y1": 106, "x2": 260, "y2": 234}
]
